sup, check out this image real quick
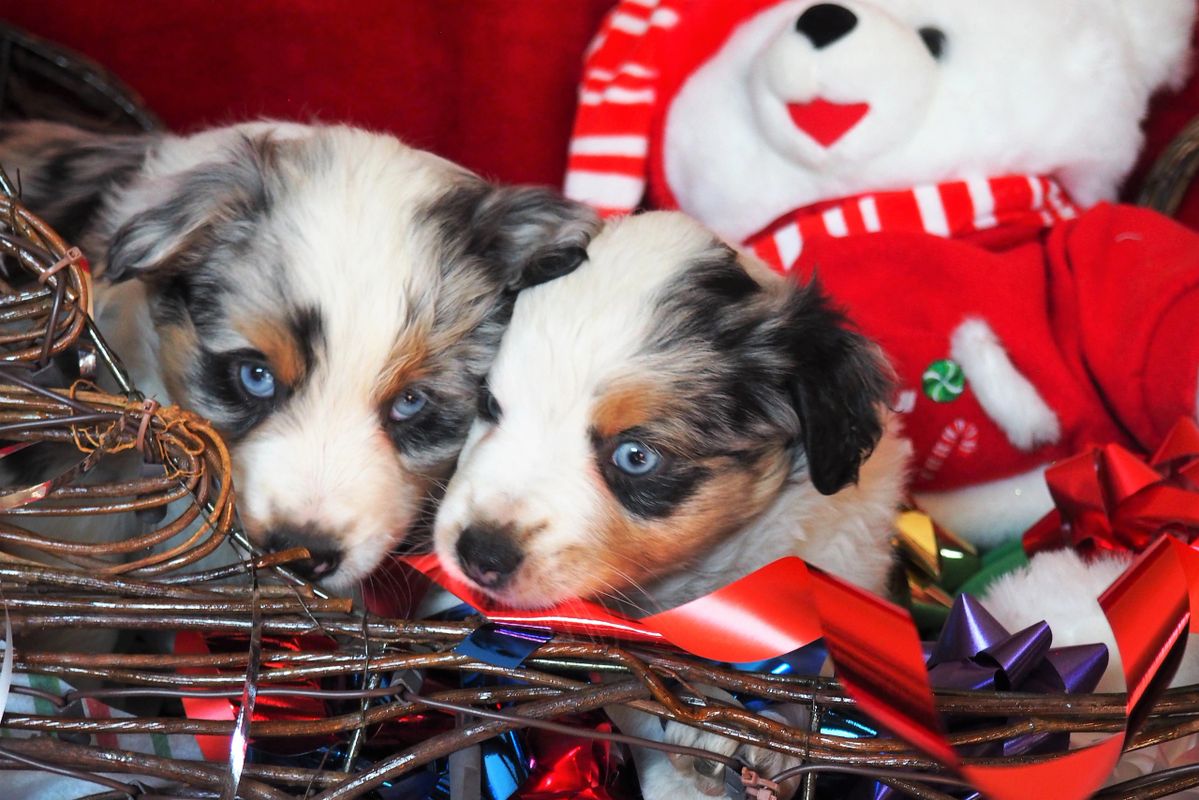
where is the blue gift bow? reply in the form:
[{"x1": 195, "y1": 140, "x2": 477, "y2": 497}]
[{"x1": 429, "y1": 730, "x2": 532, "y2": 800}]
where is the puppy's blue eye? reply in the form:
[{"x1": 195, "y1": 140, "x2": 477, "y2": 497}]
[
  {"x1": 612, "y1": 440, "x2": 660, "y2": 477},
  {"x1": 390, "y1": 388, "x2": 428, "y2": 421},
  {"x1": 478, "y1": 383, "x2": 501, "y2": 423},
  {"x1": 238, "y1": 362, "x2": 277, "y2": 399}
]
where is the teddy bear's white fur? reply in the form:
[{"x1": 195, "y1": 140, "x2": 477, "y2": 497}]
[
  {"x1": 983, "y1": 547, "x2": 1199, "y2": 797},
  {"x1": 569, "y1": 2, "x2": 1199, "y2": 796},
  {"x1": 664, "y1": 0, "x2": 1195, "y2": 242},
  {"x1": 655, "y1": 0, "x2": 1199, "y2": 686}
]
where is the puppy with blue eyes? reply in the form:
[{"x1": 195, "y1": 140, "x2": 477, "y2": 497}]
[
  {"x1": 433, "y1": 211, "x2": 907, "y2": 799},
  {"x1": 0, "y1": 119, "x2": 595, "y2": 590},
  {"x1": 434, "y1": 210, "x2": 908, "y2": 613}
]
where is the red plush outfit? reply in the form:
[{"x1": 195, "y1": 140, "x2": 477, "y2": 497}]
[
  {"x1": 565, "y1": 0, "x2": 1199, "y2": 497},
  {"x1": 747, "y1": 177, "x2": 1199, "y2": 492}
]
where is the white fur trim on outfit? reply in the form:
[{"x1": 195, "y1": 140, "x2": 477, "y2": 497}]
[
  {"x1": 982, "y1": 549, "x2": 1199, "y2": 693},
  {"x1": 950, "y1": 317, "x2": 1061, "y2": 451},
  {"x1": 914, "y1": 463, "x2": 1053, "y2": 547}
]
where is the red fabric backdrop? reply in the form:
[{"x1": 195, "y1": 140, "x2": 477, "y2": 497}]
[
  {"x1": 5, "y1": 2, "x2": 1199, "y2": 220},
  {"x1": 3, "y1": 0, "x2": 615, "y2": 187}
]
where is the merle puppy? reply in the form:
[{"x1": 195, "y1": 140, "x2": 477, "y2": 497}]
[
  {"x1": 432, "y1": 211, "x2": 908, "y2": 799},
  {"x1": 0, "y1": 119, "x2": 595, "y2": 589},
  {"x1": 435, "y1": 210, "x2": 907, "y2": 610}
]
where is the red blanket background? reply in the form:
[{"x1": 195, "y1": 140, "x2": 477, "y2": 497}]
[{"x1": 6, "y1": 1, "x2": 1199, "y2": 222}]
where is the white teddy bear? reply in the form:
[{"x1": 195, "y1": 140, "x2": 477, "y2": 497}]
[
  {"x1": 572, "y1": 0, "x2": 1193, "y2": 239},
  {"x1": 566, "y1": 1, "x2": 1199, "y2": 796},
  {"x1": 567, "y1": 0, "x2": 1198, "y2": 544}
]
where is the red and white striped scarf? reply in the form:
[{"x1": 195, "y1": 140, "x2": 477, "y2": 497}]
[
  {"x1": 564, "y1": 4, "x2": 1082, "y2": 275},
  {"x1": 747, "y1": 175, "x2": 1080, "y2": 273},
  {"x1": 565, "y1": 0, "x2": 686, "y2": 216}
]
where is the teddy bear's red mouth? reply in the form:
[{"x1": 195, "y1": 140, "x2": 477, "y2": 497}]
[{"x1": 787, "y1": 99, "x2": 870, "y2": 147}]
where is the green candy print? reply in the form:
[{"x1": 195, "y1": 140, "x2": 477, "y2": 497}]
[{"x1": 922, "y1": 359, "x2": 966, "y2": 403}]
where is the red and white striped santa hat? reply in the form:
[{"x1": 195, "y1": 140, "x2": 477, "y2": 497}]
[{"x1": 565, "y1": 0, "x2": 782, "y2": 216}]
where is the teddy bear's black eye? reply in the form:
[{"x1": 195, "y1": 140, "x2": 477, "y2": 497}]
[{"x1": 918, "y1": 26, "x2": 947, "y2": 60}]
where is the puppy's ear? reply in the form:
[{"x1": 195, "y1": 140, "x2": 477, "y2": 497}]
[
  {"x1": 0, "y1": 122, "x2": 154, "y2": 248},
  {"x1": 444, "y1": 182, "x2": 598, "y2": 291},
  {"x1": 781, "y1": 276, "x2": 892, "y2": 495},
  {"x1": 103, "y1": 137, "x2": 274, "y2": 282}
]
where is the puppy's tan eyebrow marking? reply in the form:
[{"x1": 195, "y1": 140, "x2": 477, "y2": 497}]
[
  {"x1": 157, "y1": 323, "x2": 201, "y2": 403},
  {"x1": 591, "y1": 382, "x2": 669, "y2": 439},
  {"x1": 374, "y1": 326, "x2": 432, "y2": 403},
  {"x1": 235, "y1": 319, "x2": 307, "y2": 386}
]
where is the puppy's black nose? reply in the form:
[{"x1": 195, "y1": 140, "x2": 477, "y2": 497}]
[
  {"x1": 796, "y1": 3, "x2": 858, "y2": 49},
  {"x1": 456, "y1": 525, "x2": 524, "y2": 590},
  {"x1": 266, "y1": 526, "x2": 344, "y2": 582}
]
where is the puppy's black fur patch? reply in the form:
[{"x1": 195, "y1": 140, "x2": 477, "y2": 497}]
[
  {"x1": 192, "y1": 348, "x2": 278, "y2": 442},
  {"x1": 592, "y1": 427, "x2": 712, "y2": 519},
  {"x1": 423, "y1": 180, "x2": 596, "y2": 293},
  {"x1": 0, "y1": 123, "x2": 152, "y2": 247},
  {"x1": 645, "y1": 241, "x2": 890, "y2": 499},
  {"x1": 387, "y1": 401, "x2": 475, "y2": 462},
  {"x1": 291, "y1": 307, "x2": 324, "y2": 373},
  {"x1": 783, "y1": 275, "x2": 891, "y2": 494}
]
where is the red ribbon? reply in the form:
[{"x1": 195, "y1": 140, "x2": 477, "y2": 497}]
[
  {"x1": 518, "y1": 726, "x2": 623, "y2": 799},
  {"x1": 1024, "y1": 418, "x2": 1199, "y2": 557},
  {"x1": 175, "y1": 632, "x2": 333, "y2": 761},
  {"x1": 404, "y1": 425, "x2": 1199, "y2": 799},
  {"x1": 404, "y1": 553, "x2": 952, "y2": 763}
]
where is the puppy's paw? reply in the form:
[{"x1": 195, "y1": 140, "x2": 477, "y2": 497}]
[
  {"x1": 663, "y1": 702, "x2": 806, "y2": 799},
  {"x1": 606, "y1": 692, "x2": 806, "y2": 799}
]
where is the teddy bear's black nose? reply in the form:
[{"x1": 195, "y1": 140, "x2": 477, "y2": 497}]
[{"x1": 796, "y1": 3, "x2": 859, "y2": 49}]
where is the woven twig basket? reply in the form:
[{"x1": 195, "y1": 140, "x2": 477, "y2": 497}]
[
  {"x1": 0, "y1": 22, "x2": 160, "y2": 135},
  {"x1": 0, "y1": 23, "x2": 1195, "y2": 798},
  {"x1": 0, "y1": 190, "x2": 1191, "y2": 800}
]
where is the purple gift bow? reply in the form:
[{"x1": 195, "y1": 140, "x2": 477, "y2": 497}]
[{"x1": 865, "y1": 595, "x2": 1109, "y2": 800}]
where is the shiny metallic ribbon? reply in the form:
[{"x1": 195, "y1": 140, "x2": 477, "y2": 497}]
[
  {"x1": 405, "y1": 512, "x2": 1199, "y2": 799},
  {"x1": 221, "y1": 587, "x2": 262, "y2": 800},
  {"x1": 1023, "y1": 418, "x2": 1199, "y2": 558},
  {"x1": 175, "y1": 631, "x2": 333, "y2": 762},
  {"x1": 515, "y1": 726, "x2": 623, "y2": 800},
  {"x1": 864, "y1": 594, "x2": 1109, "y2": 799},
  {"x1": 0, "y1": 587, "x2": 12, "y2": 726},
  {"x1": 895, "y1": 510, "x2": 980, "y2": 610}
]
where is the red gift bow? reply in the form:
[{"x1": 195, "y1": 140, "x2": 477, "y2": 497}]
[
  {"x1": 404, "y1": 461, "x2": 1199, "y2": 799},
  {"x1": 1024, "y1": 418, "x2": 1199, "y2": 557},
  {"x1": 518, "y1": 725, "x2": 626, "y2": 800}
]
